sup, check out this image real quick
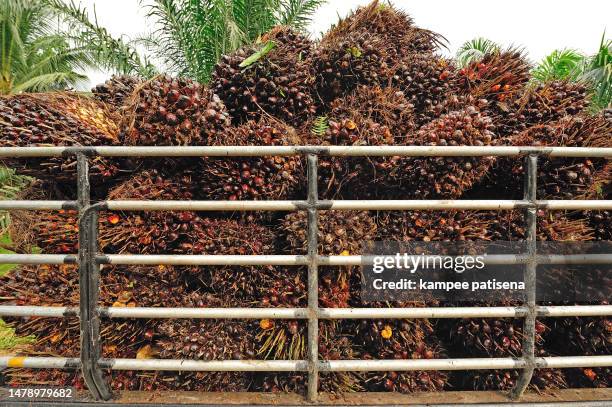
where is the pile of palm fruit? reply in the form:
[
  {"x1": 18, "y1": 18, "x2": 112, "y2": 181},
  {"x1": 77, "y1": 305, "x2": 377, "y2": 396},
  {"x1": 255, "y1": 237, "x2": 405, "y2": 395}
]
[{"x1": 1, "y1": 0, "x2": 610, "y2": 395}]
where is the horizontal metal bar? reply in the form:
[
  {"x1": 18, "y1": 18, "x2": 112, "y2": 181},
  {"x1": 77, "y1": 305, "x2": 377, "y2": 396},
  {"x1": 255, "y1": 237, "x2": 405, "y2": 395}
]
[
  {"x1": 541, "y1": 200, "x2": 612, "y2": 210},
  {"x1": 104, "y1": 359, "x2": 308, "y2": 372},
  {"x1": 0, "y1": 305, "x2": 78, "y2": 318},
  {"x1": 0, "y1": 200, "x2": 78, "y2": 210},
  {"x1": 0, "y1": 254, "x2": 76, "y2": 264},
  {"x1": 98, "y1": 253, "x2": 610, "y2": 266},
  {"x1": 2, "y1": 305, "x2": 610, "y2": 319},
  {"x1": 103, "y1": 199, "x2": 611, "y2": 211},
  {"x1": 2, "y1": 355, "x2": 610, "y2": 371},
  {"x1": 100, "y1": 254, "x2": 309, "y2": 266},
  {"x1": 0, "y1": 356, "x2": 80, "y2": 369},
  {"x1": 1, "y1": 146, "x2": 611, "y2": 157},
  {"x1": 101, "y1": 307, "x2": 308, "y2": 319}
]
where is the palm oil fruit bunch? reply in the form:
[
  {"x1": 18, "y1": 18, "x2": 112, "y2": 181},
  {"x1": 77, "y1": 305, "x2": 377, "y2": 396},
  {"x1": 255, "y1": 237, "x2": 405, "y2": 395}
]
[
  {"x1": 458, "y1": 366, "x2": 566, "y2": 392},
  {"x1": 492, "y1": 115, "x2": 611, "y2": 200},
  {"x1": 457, "y1": 49, "x2": 531, "y2": 103},
  {"x1": 390, "y1": 107, "x2": 496, "y2": 199},
  {"x1": 376, "y1": 210, "x2": 494, "y2": 242},
  {"x1": 0, "y1": 264, "x2": 78, "y2": 307},
  {"x1": 197, "y1": 119, "x2": 303, "y2": 200},
  {"x1": 351, "y1": 318, "x2": 448, "y2": 392},
  {"x1": 392, "y1": 54, "x2": 459, "y2": 126},
  {"x1": 211, "y1": 26, "x2": 316, "y2": 126},
  {"x1": 8, "y1": 210, "x2": 78, "y2": 254},
  {"x1": 92, "y1": 75, "x2": 141, "y2": 110},
  {"x1": 0, "y1": 93, "x2": 121, "y2": 183},
  {"x1": 121, "y1": 74, "x2": 230, "y2": 145},
  {"x1": 305, "y1": 86, "x2": 414, "y2": 198}
]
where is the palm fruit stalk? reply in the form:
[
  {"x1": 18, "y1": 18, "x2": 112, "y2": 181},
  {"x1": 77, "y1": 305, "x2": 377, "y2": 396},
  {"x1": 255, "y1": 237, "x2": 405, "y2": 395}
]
[
  {"x1": 313, "y1": 1, "x2": 443, "y2": 103},
  {"x1": 211, "y1": 26, "x2": 316, "y2": 126},
  {"x1": 446, "y1": 317, "x2": 566, "y2": 391},
  {"x1": 121, "y1": 74, "x2": 230, "y2": 145},
  {"x1": 0, "y1": 93, "x2": 125, "y2": 184},
  {"x1": 92, "y1": 75, "x2": 141, "y2": 110},
  {"x1": 304, "y1": 85, "x2": 414, "y2": 199},
  {"x1": 386, "y1": 107, "x2": 496, "y2": 199},
  {"x1": 392, "y1": 54, "x2": 459, "y2": 126},
  {"x1": 349, "y1": 318, "x2": 448, "y2": 392},
  {"x1": 473, "y1": 114, "x2": 611, "y2": 199},
  {"x1": 154, "y1": 319, "x2": 254, "y2": 391},
  {"x1": 196, "y1": 118, "x2": 304, "y2": 201},
  {"x1": 457, "y1": 49, "x2": 531, "y2": 104}
]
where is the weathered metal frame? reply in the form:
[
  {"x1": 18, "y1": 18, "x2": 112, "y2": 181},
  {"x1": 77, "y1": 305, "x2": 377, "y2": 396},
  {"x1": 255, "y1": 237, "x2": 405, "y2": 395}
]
[{"x1": 0, "y1": 146, "x2": 611, "y2": 404}]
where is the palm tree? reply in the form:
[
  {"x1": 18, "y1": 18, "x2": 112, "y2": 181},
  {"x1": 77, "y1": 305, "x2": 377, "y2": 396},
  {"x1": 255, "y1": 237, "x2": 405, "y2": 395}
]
[
  {"x1": 0, "y1": 0, "x2": 155, "y2": 95},
  {"x1": 0, "y1": 0, "x2": 91, "y2": 94},
  {"x1": 138, "y1": 0, "x2": 327, "y2": 83},
  {"x1": 456, "y1": 37, "x2": 501, "y2": 68},
  {"x1": 581, "y1": 33, "x2": 611, "y2": 110},
  {"x1": 531, "y1": 49, "x2": 585, "y2": 82}
]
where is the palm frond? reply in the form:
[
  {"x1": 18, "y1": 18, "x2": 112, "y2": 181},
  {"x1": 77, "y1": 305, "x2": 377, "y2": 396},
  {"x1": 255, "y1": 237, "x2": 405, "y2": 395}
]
[
  {"x1": 278, "y1": 0, "x2": 326, "y2": 32},
  {"x1": 532, "y1": 49, "x2": 585, "y2": 82},
  {"x1": 42, "y1": 0, "x2": 156, "y2": 77},
  {"x1": 456, "y1": 37, "x2": 501, "y2": 67},
  {"x1": 580, "y1": 32, "x2": 612, "y2": 110}
]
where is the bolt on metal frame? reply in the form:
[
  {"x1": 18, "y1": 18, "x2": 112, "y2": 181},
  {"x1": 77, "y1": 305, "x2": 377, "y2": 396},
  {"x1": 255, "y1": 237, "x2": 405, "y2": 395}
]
[{"x1": 0, "y1": 146, "x2": 611, "y2": 403}]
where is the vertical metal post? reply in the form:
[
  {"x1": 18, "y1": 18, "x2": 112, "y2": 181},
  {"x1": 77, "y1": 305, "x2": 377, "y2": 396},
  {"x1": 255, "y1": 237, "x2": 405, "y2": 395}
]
[
  {"x1": 77, "y1": 153, "x2": 112, "y2": 400},
  {"x1": 306, "y1": 154, "x2": 319, "y2": 402},
  {"x1": 512, "y1": 154, "x2": 538, "y2": 399}
]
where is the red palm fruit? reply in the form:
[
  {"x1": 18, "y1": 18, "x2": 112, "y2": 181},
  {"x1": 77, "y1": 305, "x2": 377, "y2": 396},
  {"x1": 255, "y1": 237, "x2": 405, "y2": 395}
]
[
  {"x1": 0, "y1": 93, "x2": 124, "y2": 184},
  {"x1": 303, "y1": 85, "x2": 415, "y2": 199},
  {"x1": 211, "y1": 26, "x2": 316, "y2": 126},
  {"x1": 92, "y1": 75, "x2": 141, "y2": 110},
  {"x1": 196, "y1": 119, "x2": 304, "y2": 201},
  {"x1": 386, "y1": 107, "x2": 497, "y2": 199},
  {"x1": 121, "y1": 75, "x2": 230, "y2": 145}
]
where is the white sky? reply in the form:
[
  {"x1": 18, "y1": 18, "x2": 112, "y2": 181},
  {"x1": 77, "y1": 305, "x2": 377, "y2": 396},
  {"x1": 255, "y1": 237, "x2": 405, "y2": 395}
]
[{"x1": 78, "y1": 0, "x2": 611, "y2": 89}]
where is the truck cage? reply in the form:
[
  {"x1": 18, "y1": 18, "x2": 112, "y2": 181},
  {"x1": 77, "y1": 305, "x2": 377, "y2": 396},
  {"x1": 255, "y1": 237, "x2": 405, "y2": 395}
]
[{"x1": 0, "y1": 145, "x2": 611, "y2": 404}]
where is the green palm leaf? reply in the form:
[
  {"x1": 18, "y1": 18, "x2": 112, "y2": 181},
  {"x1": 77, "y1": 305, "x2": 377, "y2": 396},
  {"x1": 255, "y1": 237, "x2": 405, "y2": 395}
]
[
  {"x1": 456, "y1": 37, "x2": 501, "y2": 67},
  {"x1": 532, "y1": 49, "x2": 585, "y2": 82}
]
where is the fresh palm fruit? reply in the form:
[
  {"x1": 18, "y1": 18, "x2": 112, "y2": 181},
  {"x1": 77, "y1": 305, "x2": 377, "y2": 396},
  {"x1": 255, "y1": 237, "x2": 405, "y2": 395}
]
[
  {"x1": 588, "y1": 210, "x2": 612, "y2": 241},
  {"x1": 8, "y1": 209, "x2": 78, "y2": 254},
  {"x1": 121, "y1": 74, "x2": 230, "y2": 145},
  {"x1": 457, "y1": 49, "x2": 531, "y2": 103},
  {"x1": 350, "y1": 318, "x2": 448, "y2": 392},
  {"x1": 313, "y1": 0, "x2": 443, "y2": 103},
  {"x1": 565, "y1": 367, "x2": 610, "y2": 388},
  {"x1": 386, "y1": 107, "x2": 496, "y2": 199},
  {"x1": 333, "y1": 1, "x2": 443, "y2": 55},
  {"x1": 547, "y1": 315, "x2": 610, "y2": 357},
  {"x1": 447, "y1": 317, "x2": 566, "y2": 391},
  {"x1": 0, "y1": 93, "x2": 123, "y2": 183},
  {"x1": 304, "y1": 86, "x2": 414, "y2": 198},
  {"x1": 92, "y1": 75, "x2": 141, "y2": 109},
  {"x1": 376, "y1": 211, "x2": 494, "y2": 242},
  {"x1": 392, "y1": 54, "x2": 459, "y2": 126},
  {"x1": 211, "y1": 26, "x2": 316, "y2": 126},
  {"x1": 476, "y1": 115, "x2": 611, "y2": 199},
  {"x1": 196, "y1": 119, "x2": 304, "y2": 201}
]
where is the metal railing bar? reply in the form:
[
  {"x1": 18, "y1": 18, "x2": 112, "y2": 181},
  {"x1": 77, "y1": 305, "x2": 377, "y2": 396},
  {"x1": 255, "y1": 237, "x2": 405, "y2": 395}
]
[
  {"x1": 512, "y1": 154, "x2": 539, "y2": 399},
  {"x1": 76, "y1": 153, "x2": 112, "y2": 401},
  {"x1": 101, "y1": 199, "x2": 612, "y2": 211},
  {"x1": 94, "y1": 253, "x2": 610, "y2": 266},
  {"x1": 2, "y1": 305, "x2": 611, "y2": 319},
  {"x1": 0, "y1": 200, "x2": 78, "y2": 210},
  {"x1": 100, "y1": 307, "x2": 308, "y2": 319},
  {"x1": 103, "y1": 359, "x2": 308, "y2": 372},
  {"x1": 2, "y1": 146, "x2": 611, "y2": 157},
  {"x1": 3, "y1": 355, "x2": 610, "y2": 371},
  {"x1": 98, "y1": 254, "x2": 310, "y2": 265},
  {"x1": 0, "y1": 254, "x2": 76, "y2": 264},
  {"x1": 306, "y1": 154, "x2": 319, "y2": 402},
  {"x1": 0, "y1": 306, "x2": 78, "y2": 318}
]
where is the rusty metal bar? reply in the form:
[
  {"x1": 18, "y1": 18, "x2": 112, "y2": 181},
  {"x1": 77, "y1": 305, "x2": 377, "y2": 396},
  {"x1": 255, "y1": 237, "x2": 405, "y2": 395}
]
[{"x1": 306, "y1": 153, "x2": 319, "y2": 402}]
